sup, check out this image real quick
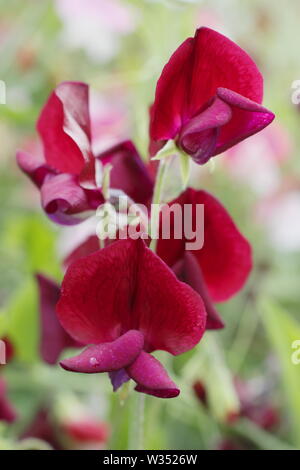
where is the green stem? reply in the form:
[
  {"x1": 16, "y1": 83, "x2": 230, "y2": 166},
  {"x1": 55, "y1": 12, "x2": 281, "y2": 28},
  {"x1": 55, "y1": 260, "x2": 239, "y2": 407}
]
[
  {"x1": 149, "y1": 158, "x2": 169, "y2": 252},
  {"x1": 137, "y1": 394, "x2": 145, "y2": 450}
]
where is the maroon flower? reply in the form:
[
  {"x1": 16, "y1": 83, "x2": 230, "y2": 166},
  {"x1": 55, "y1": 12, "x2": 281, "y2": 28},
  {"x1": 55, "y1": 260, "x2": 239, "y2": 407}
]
[
  {"x1": 150, "y1": 27, "x2": 275, "y2": 164},
  {"x1": 36, "y1": 274, "x2": 82, "y2": 364},
  {"x1": 0, "y1": 377, "x2": 17, "y2": 423},
  {"x1": 157, "y1": 188, "x2": 252, "y2": 329},
  {"x1": 57, "y1": 239, "x2": 206, "y2": 398},
  {"x1": 17, "y1": 82, "x2": 153, "y2": 224},
  {"x1": 22, "y1": 407, "x2": 109, "y2": 450}
]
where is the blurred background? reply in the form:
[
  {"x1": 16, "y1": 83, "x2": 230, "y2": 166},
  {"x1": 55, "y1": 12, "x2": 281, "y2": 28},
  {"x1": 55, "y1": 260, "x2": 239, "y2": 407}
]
[{"x1": 0, "y1": 0, "x2": 300, "y2": 450}]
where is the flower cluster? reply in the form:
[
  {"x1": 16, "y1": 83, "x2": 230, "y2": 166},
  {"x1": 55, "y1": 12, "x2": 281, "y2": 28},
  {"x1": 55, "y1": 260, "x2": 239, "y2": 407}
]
[{"x1": 18, "y1": 27, "x2": 274, "y2": 399}]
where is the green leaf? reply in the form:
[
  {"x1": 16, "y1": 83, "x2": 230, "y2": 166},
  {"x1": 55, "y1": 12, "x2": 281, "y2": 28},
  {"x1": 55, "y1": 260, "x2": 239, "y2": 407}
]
[
  {"x1": 261, "y1": 299, "x2": 300, "y2": 446},
  {"x1": 6, "y1": 279, "x2": 39, "y2": 363},
  {"x1": 183, "y1": 333, "x2": 240, "y2": 423},
  {"x1": 179, "y1": 151, "x2": 190, "y2": 189}
]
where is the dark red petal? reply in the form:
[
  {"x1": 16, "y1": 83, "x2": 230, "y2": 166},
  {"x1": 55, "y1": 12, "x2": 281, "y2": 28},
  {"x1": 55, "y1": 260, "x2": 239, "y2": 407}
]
[
  {"x1": 63, "y1": 419, "x2": 109, "y2": 443},
  {"x1": 157, "y1": 188, "x2": 252, "y2": 302},
  {"x1": 150, "y1": 27, "x2": 264, "y2": 144},
  {"x1": 173, "y1": 253, "x2": 224, "y2": 330},
  {"x1": 41, "y1": 173, "x2": 103, "y2": 225},
  {"x1": 60, "y1": 330, "x2": 144, "y2": 373},
  {"x1": 36, "y1": 274, "x2": 81, "y2": 365},
  {"x1": 150, "y1": 38, "x2": 194, "y2": 141},
  {"x1": 98, "y1": 140, "x2": 154, "y2": 205},
  {"x1": 16, "y1": 150, "x2": 56, "y2": 188},
  {"x1": 215, "y1": 87, "x2": 275, "y2": 155},
  {"x1": 189, "y1": 190, "x2": 252, "y2": 301},
  {"x1": 37, "y1": 81, "x2": 95, "y2": 186},
  {"x1": 57, "y1": 239, "x2": 206, "y2": 354},
  {"x1": 178, "y1": 97, "x2": 232, "y2": 164},
  {"x1": 126, "y1": 351, "x2": 180, "y2": 398},
  {"x1": 0, "y1": 378, "x2": 17, "y2": 423}
]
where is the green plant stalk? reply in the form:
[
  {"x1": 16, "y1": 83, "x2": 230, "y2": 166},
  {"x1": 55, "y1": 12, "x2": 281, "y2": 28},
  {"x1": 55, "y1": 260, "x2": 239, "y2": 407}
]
[{"x1": 149, "y1": 158, "x2": 169, "y2": 252}]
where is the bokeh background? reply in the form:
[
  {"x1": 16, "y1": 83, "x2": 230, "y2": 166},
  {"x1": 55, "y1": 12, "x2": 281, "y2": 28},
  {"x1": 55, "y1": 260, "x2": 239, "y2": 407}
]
[{"x1": 1, "y1": 0, "x2": 300, "y2": 450}]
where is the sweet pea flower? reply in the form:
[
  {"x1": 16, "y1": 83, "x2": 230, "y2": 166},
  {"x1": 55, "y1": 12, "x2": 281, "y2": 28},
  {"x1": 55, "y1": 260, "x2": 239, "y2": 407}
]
[
  {"x1": 150, "y1": 27, "x2": 275, "y2": 164},
  {"x1": 36, "y1": 274, "x2": 82, "y2": 364},
  {"x1": 0, "y1": 377, "x2": 17, "y2": 423},
  {"x1": 57, "y1": 239, "x2": 206, "y2": 398},
  {"x1": 156, "y1": 188, "x2": 252, "y2": 329},
  {"x1": 17, "y1": 82, "x2": 153, "y2": 225}
]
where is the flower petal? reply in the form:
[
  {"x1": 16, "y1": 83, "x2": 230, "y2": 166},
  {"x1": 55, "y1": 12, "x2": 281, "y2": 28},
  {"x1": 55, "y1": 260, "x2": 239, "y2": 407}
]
[
  {"x1": 36, "y1": 274, "x2": 81, "y2": 365},
  {"x1": 109, "y1": 369, "x2": 130, "y2": 392},
  {"x1": 178, "y1": 97, "x2": 232, "y2": 164},
  {"x1": 173, "y1": 253, "x2": 224, "y2": 330},
  {"x1": 56, "y1": 239, "x2": 206, "y2": 354},
  {"x1": 215, "y1": 87, "x2": 275, "y2": 155},
  {"x1": 60, "y1": 330, "x2": 144, "y2": 373},
  {"x1": 41, "y1": 173, "x2": 103, "y2": 225},
  {"x1": 16, "y1": 151, "x2": 56, "y2": 188},
  {"x1": 37, "y1": 81, "x2": 95, "y2": 186},
  {"x1": 126, "y1": 351, "x2": 180, "y2": 398},
  {"x1": 98, "y1": 140, "x2": 154, "y2": 205},
  {"x1": 150, "y1": 27, "x2": 264, "y2": 144},
  {"x1": 157, "y1": 188, "x2": 252, "y2": 302},
  {"x1": 189, "y1": 190, "x2": 252, "y2": 301}
]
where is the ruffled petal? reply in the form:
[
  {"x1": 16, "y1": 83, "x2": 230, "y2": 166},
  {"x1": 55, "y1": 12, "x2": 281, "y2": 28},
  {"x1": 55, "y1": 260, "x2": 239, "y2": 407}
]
[
  {"x1": 178, "y1": 97, "x2": 232, "y2": 164},
  {"x1": 56, "y1": 239, "x2": 206, "y2": 354},
  {"x1": 173, "y1": 253, "x2": 224, "y2": 330},
  {"x1": 36, "y1": 274, "x2": 81, "y2": 365},
  {"x1": 41, "y1": 173, "x2": 103, "y2": 225},
  {"x1": 150, "y1": 27, "x2": 264, "y2": 145},
  {"x1": 37, "y1": 81, "x2": 95, "y2": 186},
  {"x1": 98, "y1": 141, "x2": 154, "y2": 205},
  {"x1": 215, "y1": 87, "x2": 275, "y2": 155},
  {"x1": 157, "y1": 188, "x2": 252, "y2": 302},
  {"x1": 126, "y1": 351, "x2": 180, "y2": 398},
  {"x1": 188, "y1": 190, "x2": 252, "y2": 301},
  {"x1": 60, "y1": 330, "x2": 144, "y2": 373},
  {"x1": 16, "y1": 150, "x2": 56, "y2": 188}
]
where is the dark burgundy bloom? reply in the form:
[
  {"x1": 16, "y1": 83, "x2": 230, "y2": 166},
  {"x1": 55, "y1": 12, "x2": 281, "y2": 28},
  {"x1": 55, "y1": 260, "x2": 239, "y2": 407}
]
[
  {"x1": 63, "y1": 419, "x2": 109, "y2": 445},
  {"x1": 22, "y1": 407, "x2": 109, "y2": 450},
  {"x1": 57, "y1": 239, "x2": 206, "y2": 398},
  {"x1": 0, "y1": 377, "x2": 17, "y2": 423},
  {"x1": 17, "y1": 82, "x2": 153, "y2": 224},
  {"x1": 36, "y1": 274, "x2": 81, "y2": 364},
  {"x1": 157, "y1": 188, "x2": 252, "y2": 329},
  {"x1": 150, "y1": 27, "x2": 275, "y2": 164}
]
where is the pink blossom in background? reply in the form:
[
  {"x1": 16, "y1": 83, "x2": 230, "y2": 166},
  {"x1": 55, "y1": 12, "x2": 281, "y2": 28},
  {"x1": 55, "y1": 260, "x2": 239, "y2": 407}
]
[
  {"x1": 223, "y1": 122, "x2": 292, "y2": 196},
  {"x1": 89, "y1": 89, "x2": 130, "y2": 155},
  {"x1": 55, "y1": 0, "x2": 137, "y2": 63},
  {"x1": 257, "y1": 187, "x2": 300, "y2": 252}
]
